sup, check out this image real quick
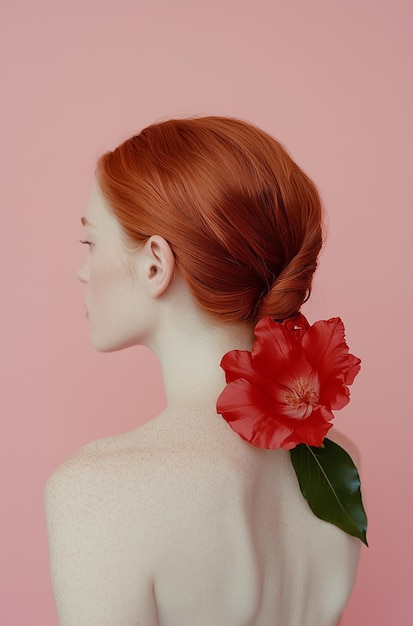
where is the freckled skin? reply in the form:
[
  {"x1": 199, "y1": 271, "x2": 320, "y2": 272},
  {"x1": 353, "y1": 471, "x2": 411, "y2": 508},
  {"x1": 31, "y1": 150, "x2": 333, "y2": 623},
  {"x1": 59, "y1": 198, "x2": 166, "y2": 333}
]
[{"x1": 46, "y1": 187, "x2": 361, "y2": 626}]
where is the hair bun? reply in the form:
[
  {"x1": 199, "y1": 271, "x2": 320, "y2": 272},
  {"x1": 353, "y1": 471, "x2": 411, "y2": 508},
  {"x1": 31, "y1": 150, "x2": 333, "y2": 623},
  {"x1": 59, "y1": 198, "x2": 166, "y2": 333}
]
[{"x1": 257, "y1": 263, "x2": 313, "y2": 322}]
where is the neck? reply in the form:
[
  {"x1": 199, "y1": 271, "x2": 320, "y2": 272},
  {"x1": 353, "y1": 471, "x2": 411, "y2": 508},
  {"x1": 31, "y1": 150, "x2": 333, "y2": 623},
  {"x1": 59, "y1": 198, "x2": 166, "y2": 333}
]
[{"x1": 147, "y1": 311, "x2": 254, "y2": 411}]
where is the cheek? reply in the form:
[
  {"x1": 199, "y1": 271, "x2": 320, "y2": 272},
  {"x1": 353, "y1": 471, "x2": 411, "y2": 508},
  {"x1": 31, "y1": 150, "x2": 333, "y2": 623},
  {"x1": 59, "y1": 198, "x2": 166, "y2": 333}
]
[
  {"x1": 87, "y1": 256, "x2": 143, "y2": 351},
  {"x1": 89, "y1": 256, "x2": 135, "y2": 311}
]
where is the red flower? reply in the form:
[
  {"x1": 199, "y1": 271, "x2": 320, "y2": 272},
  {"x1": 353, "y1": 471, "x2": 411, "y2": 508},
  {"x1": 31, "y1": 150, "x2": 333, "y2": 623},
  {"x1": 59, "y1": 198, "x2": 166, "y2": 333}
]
[{"x1": 216, "y1": 314, "x2": 361, "y2": 450}]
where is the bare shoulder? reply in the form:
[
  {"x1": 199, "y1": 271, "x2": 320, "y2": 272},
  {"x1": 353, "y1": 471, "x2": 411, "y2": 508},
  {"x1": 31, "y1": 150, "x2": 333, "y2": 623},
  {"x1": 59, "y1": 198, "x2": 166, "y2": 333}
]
[
  {"x1": 45, "y1": 426, "x2": 174, "y2": 626},
  {"x1": 45, "y1": 434, "x2": 156, "y2": 568},
  {"x1": 45, "y1": 417, "x2": 210, "y2": 531},
  {"x1": 46, "y1": 427, "x2": 169, "y2": 520}
]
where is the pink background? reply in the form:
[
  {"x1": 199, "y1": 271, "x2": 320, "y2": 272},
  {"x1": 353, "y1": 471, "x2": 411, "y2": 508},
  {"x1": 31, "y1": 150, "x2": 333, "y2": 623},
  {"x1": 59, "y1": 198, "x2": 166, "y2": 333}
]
[{"x1": 1, "y1": 1, "x2": 412, "y2": 624}]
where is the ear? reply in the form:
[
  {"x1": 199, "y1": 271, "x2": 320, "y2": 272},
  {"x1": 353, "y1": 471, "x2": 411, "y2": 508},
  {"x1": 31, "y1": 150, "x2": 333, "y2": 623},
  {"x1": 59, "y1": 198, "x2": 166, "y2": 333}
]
[{"x1": 142, "y1": 235, "x2": 175, "y2": 298}]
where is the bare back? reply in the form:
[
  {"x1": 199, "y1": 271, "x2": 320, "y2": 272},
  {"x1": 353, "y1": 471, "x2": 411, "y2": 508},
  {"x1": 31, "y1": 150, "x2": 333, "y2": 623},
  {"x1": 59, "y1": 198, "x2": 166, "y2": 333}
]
[{"x1": 47, "y1": 408, "x2": 360, "y2": 626}]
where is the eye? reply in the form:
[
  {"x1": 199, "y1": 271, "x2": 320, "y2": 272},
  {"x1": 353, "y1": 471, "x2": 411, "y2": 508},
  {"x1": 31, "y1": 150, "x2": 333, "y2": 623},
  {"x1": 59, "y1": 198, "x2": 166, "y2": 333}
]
[{"x1": 80, "y1": 240, "x2": 94, "y2": 249}]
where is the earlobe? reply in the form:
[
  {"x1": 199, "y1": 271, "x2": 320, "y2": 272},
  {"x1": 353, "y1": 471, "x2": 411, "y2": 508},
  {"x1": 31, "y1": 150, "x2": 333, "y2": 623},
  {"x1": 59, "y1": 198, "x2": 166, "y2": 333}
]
[{"x1": 145, "y1": 236, "x2": 175, "y2": 298}]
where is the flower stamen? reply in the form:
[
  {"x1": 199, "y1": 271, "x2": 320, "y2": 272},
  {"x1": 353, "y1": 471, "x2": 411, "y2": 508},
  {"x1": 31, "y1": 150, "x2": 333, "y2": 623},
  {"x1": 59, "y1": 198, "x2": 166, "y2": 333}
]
[{"x1": 285, "y1": 377, "x2": 319, "y2": 420}]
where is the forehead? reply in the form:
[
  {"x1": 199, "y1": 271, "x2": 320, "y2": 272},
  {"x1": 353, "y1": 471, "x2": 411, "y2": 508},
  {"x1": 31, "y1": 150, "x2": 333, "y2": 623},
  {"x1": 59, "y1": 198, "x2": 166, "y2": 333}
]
[{"x1": 83, "y1": 184, "x2": 119, "y2": 231}]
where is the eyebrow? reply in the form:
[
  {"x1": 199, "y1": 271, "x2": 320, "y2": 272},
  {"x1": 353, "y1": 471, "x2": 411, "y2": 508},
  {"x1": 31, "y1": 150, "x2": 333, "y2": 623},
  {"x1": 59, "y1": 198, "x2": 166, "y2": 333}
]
[{"x1": 81, "y1": 217, "x2": 93, "y2": 227}]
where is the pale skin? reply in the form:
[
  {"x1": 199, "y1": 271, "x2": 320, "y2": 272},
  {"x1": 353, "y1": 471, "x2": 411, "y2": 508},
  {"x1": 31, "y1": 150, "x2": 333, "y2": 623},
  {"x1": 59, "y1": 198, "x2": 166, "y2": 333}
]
[{"x1": 45, "y1": 186, "x2": 360, "y2": 626}]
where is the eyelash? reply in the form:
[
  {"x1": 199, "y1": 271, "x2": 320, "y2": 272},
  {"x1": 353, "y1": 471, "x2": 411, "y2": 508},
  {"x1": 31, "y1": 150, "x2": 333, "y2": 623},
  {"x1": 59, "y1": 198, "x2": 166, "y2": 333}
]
[{"x1": 80, "y1": 240, "x2": 93, "y2": 248}]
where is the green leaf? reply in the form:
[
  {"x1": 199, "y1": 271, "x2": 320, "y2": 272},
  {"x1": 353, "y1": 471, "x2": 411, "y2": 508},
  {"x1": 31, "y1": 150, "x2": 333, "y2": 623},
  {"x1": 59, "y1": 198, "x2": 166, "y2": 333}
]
[{"x1": 290, "y1": 438, "x2": 368, "y2": 545}]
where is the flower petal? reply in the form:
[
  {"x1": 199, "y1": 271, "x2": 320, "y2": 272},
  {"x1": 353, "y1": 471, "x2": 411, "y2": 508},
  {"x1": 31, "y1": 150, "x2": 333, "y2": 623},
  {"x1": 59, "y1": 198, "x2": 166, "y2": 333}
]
[
  {"x1": 252, "y1": 319, "x2": 291, "y2": 364},
  {"x1": 217, "y1": 378, "x2": 295, "y2": 449},
  {"x1": 303, "y1": 318, "x2": 361, "y2": 410},
  {"x1": 220, "y1": 349, "x2": 253, "y2": 383},
  {"x1": 277, "y1": 406, "x2": 334, "y2": 449},
  {"x1": 281, "y1": 313, "x2": 311, "y2": 338}
]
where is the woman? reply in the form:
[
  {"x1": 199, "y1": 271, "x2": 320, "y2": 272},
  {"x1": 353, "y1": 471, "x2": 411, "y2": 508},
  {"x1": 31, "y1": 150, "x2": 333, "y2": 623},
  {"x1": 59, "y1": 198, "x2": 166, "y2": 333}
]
[{"x1": 46, "y1": 116, "x2": 362, "y2": 625}]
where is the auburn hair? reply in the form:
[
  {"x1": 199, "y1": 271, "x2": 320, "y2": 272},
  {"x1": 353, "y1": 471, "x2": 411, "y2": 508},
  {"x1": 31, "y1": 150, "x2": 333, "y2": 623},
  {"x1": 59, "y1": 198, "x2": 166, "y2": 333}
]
[{"x1": 97, "y1": 116, "x2": 323, "y2": 324}]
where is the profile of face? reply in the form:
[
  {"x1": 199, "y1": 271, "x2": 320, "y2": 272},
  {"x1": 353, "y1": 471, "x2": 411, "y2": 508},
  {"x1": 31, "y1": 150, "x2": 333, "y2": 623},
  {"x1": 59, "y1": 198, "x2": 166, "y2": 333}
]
[
  {"x1": 77, "y1": 186, "x2": 177, "y2": 352},
  {"x1": 77, "y1": 186, "x2": 148, "y2": 352}
]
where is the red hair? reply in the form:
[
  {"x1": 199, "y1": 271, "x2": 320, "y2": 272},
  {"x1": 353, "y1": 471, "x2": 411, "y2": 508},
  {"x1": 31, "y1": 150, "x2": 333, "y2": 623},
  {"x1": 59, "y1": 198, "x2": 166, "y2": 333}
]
[{"x1": 97, "y1": 117, "x2": 323, "y2": 323}]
